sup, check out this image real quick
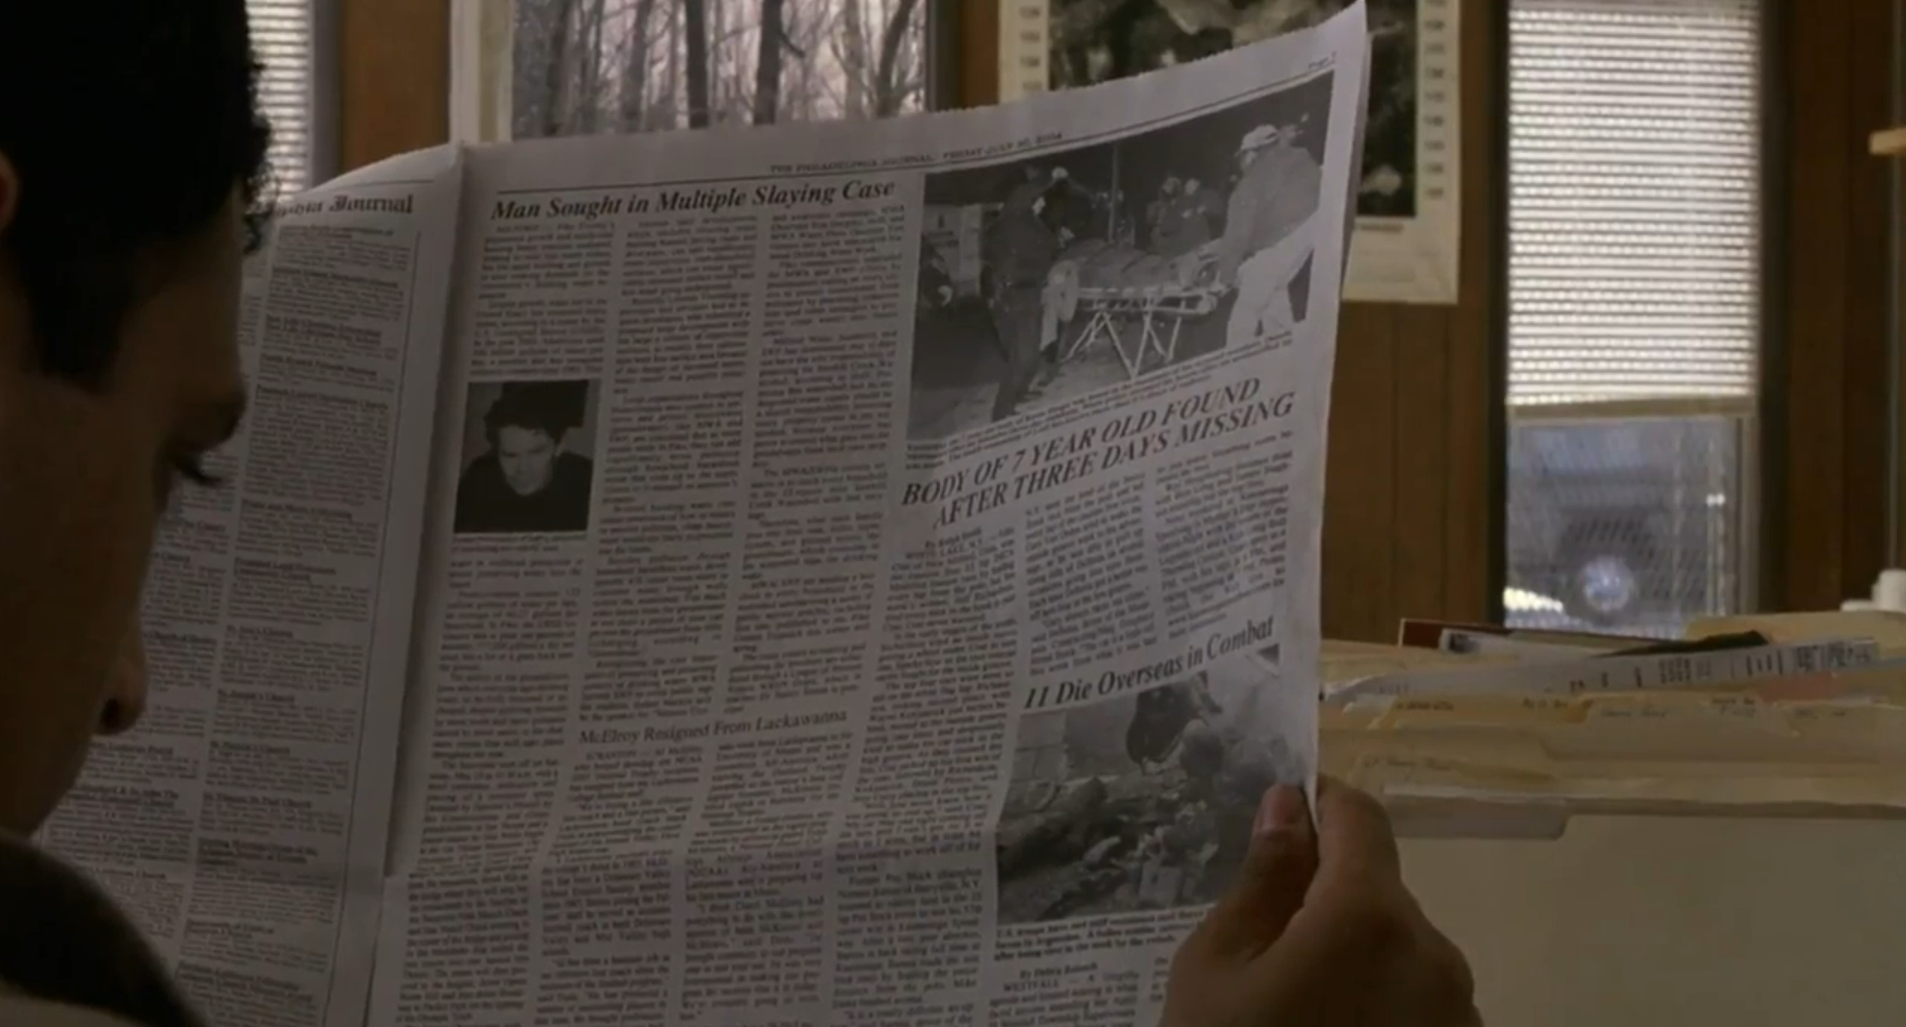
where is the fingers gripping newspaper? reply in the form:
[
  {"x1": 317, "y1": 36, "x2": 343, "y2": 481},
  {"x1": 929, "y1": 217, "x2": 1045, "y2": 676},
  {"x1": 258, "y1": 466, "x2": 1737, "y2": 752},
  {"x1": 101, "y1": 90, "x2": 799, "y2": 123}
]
[{"x1": 40, "y1": 8, "x2": 1368, "y2": 1027}]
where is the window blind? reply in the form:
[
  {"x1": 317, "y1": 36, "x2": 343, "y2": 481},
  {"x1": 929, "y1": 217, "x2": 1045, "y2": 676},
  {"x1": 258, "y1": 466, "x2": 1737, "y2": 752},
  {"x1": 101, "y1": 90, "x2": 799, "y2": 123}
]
[
  {"x1": 249, "y1": 0, "x2": 315, "y2": 195},
  {"x1": 1507, "y1": 0, "x2": 1762, "y2": 412}
]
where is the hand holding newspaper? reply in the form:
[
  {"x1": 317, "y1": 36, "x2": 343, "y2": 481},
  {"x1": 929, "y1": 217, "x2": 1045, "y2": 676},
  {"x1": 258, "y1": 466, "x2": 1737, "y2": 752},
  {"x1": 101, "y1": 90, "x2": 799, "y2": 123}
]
[{"x1": 37, "y1": 9, "x2": 1372, "y2": 1026}]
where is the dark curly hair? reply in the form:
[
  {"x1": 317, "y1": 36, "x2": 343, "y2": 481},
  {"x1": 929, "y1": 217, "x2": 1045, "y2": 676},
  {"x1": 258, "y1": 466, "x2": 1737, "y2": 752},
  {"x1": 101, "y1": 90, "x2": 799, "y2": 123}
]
[
  {"x1": 483, "y1": 382, "x2": 588, "y2": 446},
  {"x1": 0, "y1": 1, "x2": 274, "y2": 386}
]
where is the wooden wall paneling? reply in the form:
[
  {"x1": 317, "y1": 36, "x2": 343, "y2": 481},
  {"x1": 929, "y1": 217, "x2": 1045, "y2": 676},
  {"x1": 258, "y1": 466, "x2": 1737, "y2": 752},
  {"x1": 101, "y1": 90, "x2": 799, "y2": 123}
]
[
  {"x1": 1322, "y1": 308, "x2": 1401, "y2": 642},
  {"x1": 959, "y1": 2, "x2": 1001, "y2": 106},
  {"x1": 337, "y1": 0, "x2": 450, "y2": 172},
  {"x1": 1757, "y1": 0, "x2": 1790, "y2": 612},
  {"x1": 1324, "y1": 0, "x2": 1500, "y2": 639},
  {"x1": 1775, "y1": 0, "x2": 1894, "y2": 612},
  {"x1": 1779, "y1": 3, "x2": 1850, "y2": 611},
  {"x1": 1845, "y1": 0, "x2": 1893, "y2": 593},
  {"x1": 1894, "y1": 113, "x2": 1906, "y2": 568},
  {"x1": 1444, "y1": 0, "x2": 1502, "y2": 626},
  {"x1": 1326, "y1": 0, "x2": 1501, "y2": 640},
  {"x1": 1896, "y1": 151, "x2": 1906, "y2": 567},
  {"x1": 1389, "y1": 304, "x2": 1452, "y2": 625}
]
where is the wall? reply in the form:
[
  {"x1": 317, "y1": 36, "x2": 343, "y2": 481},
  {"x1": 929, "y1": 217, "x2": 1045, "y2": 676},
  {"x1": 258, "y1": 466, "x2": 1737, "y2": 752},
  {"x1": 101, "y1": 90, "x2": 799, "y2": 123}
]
[
  {"x1": 338, "y1": 0, "x2": 449, "y2": 171},
  {"x1": 1768, "y1": 0, "x2": 1897, "y2": 613},
  {"x1": 344, "y1": 0, "x2": 1504, "y2": 642},
  {"x1": 1315, "y1": 1, "x2": 1502, "y2": 642}
]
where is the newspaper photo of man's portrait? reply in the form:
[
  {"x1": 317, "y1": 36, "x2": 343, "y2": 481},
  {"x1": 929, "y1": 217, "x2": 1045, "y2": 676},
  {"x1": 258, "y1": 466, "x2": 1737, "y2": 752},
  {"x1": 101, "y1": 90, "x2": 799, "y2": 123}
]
[
  {"x1": 453, "y1": 379, "x2": 600, "y2": 536},
  {"x1": 906, "y1": 73, "x2": 1332, "y2": 442},
  {"x1": 995, "y1": 647, "x2": 1301, "y2": 924}
]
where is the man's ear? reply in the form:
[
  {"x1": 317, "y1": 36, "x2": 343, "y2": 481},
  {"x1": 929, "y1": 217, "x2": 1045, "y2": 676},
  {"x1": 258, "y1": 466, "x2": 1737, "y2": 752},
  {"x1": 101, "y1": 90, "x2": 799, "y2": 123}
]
[{"x1": 0, "y1": 151, "x2": 17, "y2": 234}]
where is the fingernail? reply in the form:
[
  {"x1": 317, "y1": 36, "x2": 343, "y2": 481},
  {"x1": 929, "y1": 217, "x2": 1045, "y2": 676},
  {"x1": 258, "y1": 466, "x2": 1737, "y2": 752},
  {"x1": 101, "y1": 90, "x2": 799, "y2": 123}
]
[{"x1": 1255, "y1": 784, "x2": 1305, "y2": 838}]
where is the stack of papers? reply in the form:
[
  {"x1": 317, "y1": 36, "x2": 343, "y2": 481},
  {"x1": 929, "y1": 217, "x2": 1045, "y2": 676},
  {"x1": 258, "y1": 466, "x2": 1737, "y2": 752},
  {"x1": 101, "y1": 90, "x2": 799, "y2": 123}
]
[{"x1": 1317, "y1": 612, "x2": 1906, "y2": 837}]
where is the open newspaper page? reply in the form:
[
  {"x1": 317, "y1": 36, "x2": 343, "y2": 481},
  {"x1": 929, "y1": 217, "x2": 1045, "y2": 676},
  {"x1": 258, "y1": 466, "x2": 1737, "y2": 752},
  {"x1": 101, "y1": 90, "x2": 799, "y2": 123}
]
[
  {"x1": 370, "y1": 8, "x2": 1366, "y2": 1026},
  {"x1": 35, "y1": 147, "x2": 464, "y2": 1027}
]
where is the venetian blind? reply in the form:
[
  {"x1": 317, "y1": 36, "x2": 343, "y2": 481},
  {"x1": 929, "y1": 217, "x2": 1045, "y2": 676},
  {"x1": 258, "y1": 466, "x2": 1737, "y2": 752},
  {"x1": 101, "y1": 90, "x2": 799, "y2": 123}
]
[
  {"x1": 1507, "y1": 0, "x2": 1762, "y2": 412},
  {"x1": 249, "y1": 0, "x2": 315, "y2": 194}
]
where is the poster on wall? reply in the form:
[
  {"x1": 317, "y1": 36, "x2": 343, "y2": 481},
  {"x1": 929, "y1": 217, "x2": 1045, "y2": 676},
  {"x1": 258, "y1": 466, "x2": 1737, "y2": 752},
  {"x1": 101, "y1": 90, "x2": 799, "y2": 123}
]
[{"x1": 998, "y1": 0, "x2": 1460, "y2": 305}]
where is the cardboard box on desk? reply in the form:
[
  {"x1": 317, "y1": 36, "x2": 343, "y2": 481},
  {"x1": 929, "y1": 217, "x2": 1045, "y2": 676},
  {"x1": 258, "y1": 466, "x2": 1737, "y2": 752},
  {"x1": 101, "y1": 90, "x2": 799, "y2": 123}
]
[{"x1": 1319, "y1": 638, "x2": 1906, "y2": 1027}]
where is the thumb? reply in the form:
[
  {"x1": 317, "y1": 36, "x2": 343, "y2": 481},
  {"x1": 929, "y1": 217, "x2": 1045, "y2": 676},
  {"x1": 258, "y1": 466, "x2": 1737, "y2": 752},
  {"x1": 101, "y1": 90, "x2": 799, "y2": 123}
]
[{"x1": 1188, "y1": 784, "x2": 1317, "y2": 960}]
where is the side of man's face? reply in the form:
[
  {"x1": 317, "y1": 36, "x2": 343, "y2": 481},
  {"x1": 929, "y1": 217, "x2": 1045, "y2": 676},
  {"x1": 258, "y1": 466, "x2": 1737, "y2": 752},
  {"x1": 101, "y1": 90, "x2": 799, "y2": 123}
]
[
  {"x1": 0, "y1": 176, "x2": 247, "y2": 834},
  {"x1": 496, "y1": 424, "x2": 560, "y2": 497}
]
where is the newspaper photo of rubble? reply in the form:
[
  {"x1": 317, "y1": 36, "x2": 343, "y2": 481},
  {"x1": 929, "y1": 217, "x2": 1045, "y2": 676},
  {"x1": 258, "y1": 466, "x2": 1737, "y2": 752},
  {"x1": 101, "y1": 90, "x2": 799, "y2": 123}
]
[{"x1": 995, "y1": 648, "x2": 1300, "y2": 924}]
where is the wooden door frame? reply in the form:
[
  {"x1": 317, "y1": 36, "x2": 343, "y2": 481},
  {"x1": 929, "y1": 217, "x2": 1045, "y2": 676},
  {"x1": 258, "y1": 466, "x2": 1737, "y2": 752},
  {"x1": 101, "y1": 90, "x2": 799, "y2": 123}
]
[{"x1": 337, "y1": 0, "x2": 451, "y2": 171}]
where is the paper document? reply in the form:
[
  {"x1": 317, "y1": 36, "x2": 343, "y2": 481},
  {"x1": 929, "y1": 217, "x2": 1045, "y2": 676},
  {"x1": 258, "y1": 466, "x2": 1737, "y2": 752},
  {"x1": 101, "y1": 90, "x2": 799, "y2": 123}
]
[
  {"x1": 1330, "y1": 639, "x2": 1880, "y2": 702},
  {"x1": 35, "y1": 9, "x2": 1373, "y2": 1027},
  {"x1": 1322, "y1": 668, "x2": 1906, "y2": 836}
]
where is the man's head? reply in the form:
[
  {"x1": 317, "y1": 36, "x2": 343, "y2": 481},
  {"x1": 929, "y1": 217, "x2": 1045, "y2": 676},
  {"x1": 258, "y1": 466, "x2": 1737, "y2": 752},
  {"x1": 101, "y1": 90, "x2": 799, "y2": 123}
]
[
  {"x1": 1161, "y1": 175, "x2": 1183, "y2": 197},
  {"x1": 1237, "y1": 124, "x2": 1286, "y2": 170},
  {"x1": 0, "y1": 3, "x2": 271, "y2": 833},
  {"x1": 483, "y1": 387, "x2": 576, "y2": 497},
  {"x1": 1185, "y1": 178, "x2": 1203, "y2": 196}
]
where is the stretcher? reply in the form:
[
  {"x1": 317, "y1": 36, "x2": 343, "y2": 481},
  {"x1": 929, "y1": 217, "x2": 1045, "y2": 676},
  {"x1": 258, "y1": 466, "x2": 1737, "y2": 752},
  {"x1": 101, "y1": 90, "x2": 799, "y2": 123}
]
[{"x1": 1042, "y1": 239, "x2": 1227, "y2": 380}]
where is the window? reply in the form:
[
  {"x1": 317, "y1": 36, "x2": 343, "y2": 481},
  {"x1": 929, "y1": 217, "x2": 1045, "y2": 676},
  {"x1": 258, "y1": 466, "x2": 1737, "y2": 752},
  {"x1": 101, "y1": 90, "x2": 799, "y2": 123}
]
[
  {"x1": 248, "y1": 0, "x2": 321, "y2": 194},
  {"x1": 504, "y1": 0, "x2": 930, "y2": 140},
  {"x1": 1505, "y1": 0, "x2": 1762, "y2": 635}
]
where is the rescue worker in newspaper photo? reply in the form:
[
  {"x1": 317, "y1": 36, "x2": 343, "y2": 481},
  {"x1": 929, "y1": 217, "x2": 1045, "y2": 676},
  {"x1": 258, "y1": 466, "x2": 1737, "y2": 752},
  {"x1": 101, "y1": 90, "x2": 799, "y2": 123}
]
[
  {"x1": 905, "y1": 73, "x2": 1333, "y2": 442},
  {"x1": 996, "y1": 647, "x2": 1301, "y2": 924},
  {"x1": 1217, "y1": 120, "x2": 1324, "y2": 351}
]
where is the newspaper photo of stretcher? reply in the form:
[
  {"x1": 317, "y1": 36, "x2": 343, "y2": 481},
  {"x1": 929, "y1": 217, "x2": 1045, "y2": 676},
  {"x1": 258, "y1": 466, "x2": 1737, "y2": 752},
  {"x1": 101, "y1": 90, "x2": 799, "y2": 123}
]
[{"x1": 907, "y1": 71, "x2": 1333, "y2": 441}]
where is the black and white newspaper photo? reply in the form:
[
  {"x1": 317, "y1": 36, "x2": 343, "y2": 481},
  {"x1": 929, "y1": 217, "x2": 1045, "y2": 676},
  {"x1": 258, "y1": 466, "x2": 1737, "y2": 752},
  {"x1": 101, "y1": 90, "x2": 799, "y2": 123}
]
[
  {"x1": 999, "y1": 0, "x2": 1461, "y2": 304},
  {"x1": 997, "y1": 646, "x2": 1297, "y2": 925},
  {"x1": 452, "y1": 379, "x2": 600, "y2": 536},
  {"x1": 909, "y1": 73, "x2": 1332, "y2": 441}
]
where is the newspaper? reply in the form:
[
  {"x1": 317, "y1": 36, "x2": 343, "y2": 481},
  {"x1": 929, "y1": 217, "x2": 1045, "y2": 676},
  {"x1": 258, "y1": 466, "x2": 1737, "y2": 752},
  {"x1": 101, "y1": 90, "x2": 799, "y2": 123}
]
[{"x1": 36, "y1": 8, "x2": 1371, "y2": 1027}]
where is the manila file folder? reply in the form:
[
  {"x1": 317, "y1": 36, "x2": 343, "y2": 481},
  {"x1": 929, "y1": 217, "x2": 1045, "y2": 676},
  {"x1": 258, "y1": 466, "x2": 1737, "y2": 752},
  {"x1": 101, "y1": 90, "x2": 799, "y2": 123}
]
[{"x1": 1320, "y1": 669, "x2": 1906, "y2": 1027}]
